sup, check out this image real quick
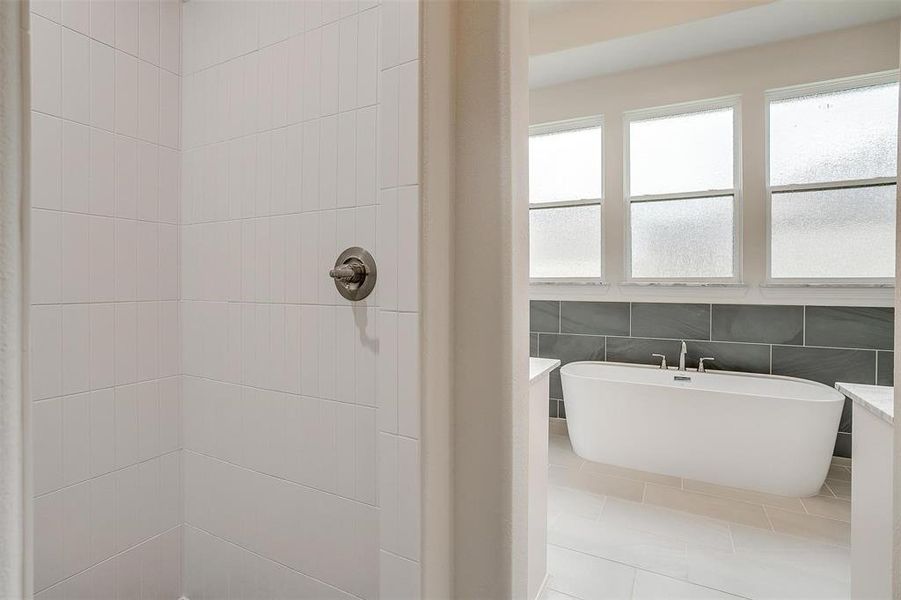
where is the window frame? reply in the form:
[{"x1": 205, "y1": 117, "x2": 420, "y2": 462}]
[
  {"x1": 528, "y1": 115, "x2": 605, "y2": 284},
  {"x1": 765, "y1": 70, "x2": 899, "y2": 286},
  {"x1": 623, "y1": 96, "x2": 743, "y2": 284}
]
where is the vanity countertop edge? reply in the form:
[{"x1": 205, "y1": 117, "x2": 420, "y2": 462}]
[
  {"x1": 530, "y1": 357, "x2": 561, "y2": 384},
  {"x1": 836, "y1": 382, "x2": 893, "y2": 425}
]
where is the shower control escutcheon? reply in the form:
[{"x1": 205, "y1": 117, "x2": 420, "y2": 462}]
[{"x1": 329, "y1": 247, "x2": 377, "y2": 301}]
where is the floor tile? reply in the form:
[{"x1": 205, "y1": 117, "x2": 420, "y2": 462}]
[
  {"x1": 686, "y1": 544, "x2": 849, "y2": 600},
  {"x1": 683, "y1": 479, "x2": 805, "y2": 513},
  {"x1": 546, "y1": 545, "x2": 637, "y2": 600},
  {"x1": 765, "y1": 507, "x2": 850, "y2": 546},
  {"x1": 549, "y1": 434, "x2": 584, "y2": 469},
  {"x1": 540, "y1": 588, "x2": 581, "y2": 600},
  {"x1": 550, "y1": 512, "x2": 689, "y2": 581},
  {"x1": 632, "y1": 569, "x2": 744, "y2": 599},
  {"x1": 643, "y1": 483, "x2": 771, "y2": 529},
  {"x1": 548, "y1": 485, "x2": 605, "y2": 522},
  {"x1": 728, "y1": 524, "x2": 850, "y2": 581},
  {"x1": 600, "y1": 498, "x2": 733, "y2": 552},
  {"x1": 826, "y1": 465, "x2": 851, "y2": 482},
  {"x1": 544, "y1": 431, "x2": 850, "y2": 600},
  {"x1": 800, "y1": 495, "x2": 851, "y2": 522},
  {"x1": 824, "y1": 479, "x2": 850, "y2": 500},
  {"x1": 583, "y1": 461, "x2": 682, "y2": 488},
  {"x1": 553, "y1": 467, "x2": 646, "y2": 503},
  {"x1": 817, "y1": 483, "x2": 836, "y2": 498},
  {"x1": 549, "y1": 418, "x2": 568, "y2": 437}
]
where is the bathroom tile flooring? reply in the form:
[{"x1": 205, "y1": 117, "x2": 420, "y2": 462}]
[{"x1": 544, "y1": 428, "x2": 851, "y2": 599}]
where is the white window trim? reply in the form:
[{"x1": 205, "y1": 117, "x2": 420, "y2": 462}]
[
  {"x1": 529, "y1": 115, "x2": 605, "y2": 284},
  {"x1": 764, "y1": 70, "x2": 900, "y2": 286},
  {"x1": 623, "y1": 96, "x2": 743, "y2": 284}
]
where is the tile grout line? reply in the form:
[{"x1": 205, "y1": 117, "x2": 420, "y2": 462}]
[
  {"x1": 547, "y1": 541, "x2": 754, "y2": 600},
  {"x1": 35, "y1": 523, "x2": 183, "y2": 596},
  {"x1": 183, "y1": 523, "x2": 367, "y2": 600}
]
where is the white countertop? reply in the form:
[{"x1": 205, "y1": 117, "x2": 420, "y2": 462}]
[
  {"x1": 530, "y1": 357, "x2": 560, "y2": 383},
  {"x1": 836, "y1": 382, "x2": 893, "y2": 425}
]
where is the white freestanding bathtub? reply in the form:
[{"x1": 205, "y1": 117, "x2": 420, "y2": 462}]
[{"x1": 560, "y1": 361, "x2": 845, "y2": 497}]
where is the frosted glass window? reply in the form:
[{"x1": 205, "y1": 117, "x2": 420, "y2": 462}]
[
  {"x1": 529, "y1": 126, "x2": 603, "y2": 204},
  {"x1": 771, "y1": 186, "x2": 895, "y2": 279},
  {"x1": 630, "y1": 196, "x2": 734, "y2": 278},
  {"x1": 770, "y1": 83, "x2": 899, "y2": 186},
  {"x1": 630, "y1": 108, "x2": 734, "y2": 196},
  {"x1": 530, "y1": 205, "x2": 602, "y2": 278}
]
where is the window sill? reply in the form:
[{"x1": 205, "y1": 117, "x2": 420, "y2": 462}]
[
  {"x1": 619, "y1": 281, "x2": 747, "y2": 288},
  {"x1": 530, "y1": 280, "x2": 608, "y2": 286},
  {"x1": 761, "y1": 282, "x2": 895, "y2": 289}
]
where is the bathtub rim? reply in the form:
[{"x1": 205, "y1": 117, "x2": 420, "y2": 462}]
[{"x1": 560, "y1": 360, "x2": 845, "y2": 404}]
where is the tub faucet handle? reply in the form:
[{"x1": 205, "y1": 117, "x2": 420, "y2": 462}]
[
  {"x1": 698, "y1": 357, "x2": 715, "y2": 373},
  {"x1": 651, "y1": 354, "x2": 667, "y2": 369}
]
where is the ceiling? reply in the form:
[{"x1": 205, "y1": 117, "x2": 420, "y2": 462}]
[{"x1": 529, "y1": 0, "x2": 901, "y2": 88}]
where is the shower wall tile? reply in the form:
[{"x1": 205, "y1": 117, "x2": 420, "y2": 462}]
[
  {"x1": 179, "y1": 2, "x2": 420, "y2": 598},
  {"x1": 561, "y1": 301, "x2": 629, "y2": 336},
  {"x1": 804, "y1": 306, "x2": 894, "y2": 350},
  {"x1": 380, "y1": 551, "x2": 422, "y2": 600},
  {"x1": 35, "y1": 524, "x2": 182, "y2": 600},
  {"x1": 771, "y1": 346, "x2": 876, "y2": 387},
  {"x1": 711, "y1": 304, "x2": 804, "y2": 345},
  {"x1": 631, "y1": 302, "x2": 710, "y2": 340},
  {"x1": 33, "y1": 398, "x2": 63, "y2": 496},
  {"x1": 29, "y1": 0, "x2": 183, "y2": 595},
  {"x1": 90, "y1": 1, "x2": 115, "y2": 47},
  {"x1": 31, "y1": 14, "x2": 61, "y2": 116},
  {"x1": 31, "y1": 114, "x2": 62, "y2": 211},
  {"x1": 61, "y1": 0, "x2": 90, "y2": 35},
  {"x1": 61, "y1": 29, "x2": 90, "y2": 124}
]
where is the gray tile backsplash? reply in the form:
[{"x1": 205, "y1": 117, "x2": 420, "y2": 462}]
[
  {"x1": 877, "y1": 351, "x2": 894, "y2": 386},
  {"x1": 530, "y1": 300, "x2": 560, "y2": 333},
  {"x1": 532, "y1": 300, "x2": 895, "y2": 459},
  {"x1": 561, "y1": 301, "x2": 630, "y2": 336},
  {"x1": 537, "y1": 333, "x2": 606, "y2": 365},
  {"x1": 804, "y1": 306, "x2": 894, "y2": 350},
  {"x1": 711, "y1": 304, "x2": 804, "y2": 345},
  {"x1": 631, "y1": 302, "x2": 711, "y2": 340},
  {"x1": 606, "y1": 337, "x2": 682, "y2": 366},
  {"x1": 684, "y1": 341, "x2": 771, "y2": 373},
  {"x1": 771, "y1": 346, "x2": 876, "y2": 387}
]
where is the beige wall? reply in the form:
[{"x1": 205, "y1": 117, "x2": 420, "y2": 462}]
[{"x1": 530, "y1": 19, "x2": 901, "y2": 307}]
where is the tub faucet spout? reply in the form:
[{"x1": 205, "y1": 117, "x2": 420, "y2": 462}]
[{"x1": 678, "y1": 341, "x2": 687, "y2": 371}]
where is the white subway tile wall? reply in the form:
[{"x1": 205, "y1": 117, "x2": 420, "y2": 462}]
[
  {"x1": 178, "y1": 1, "x2": 421, "y2": 599},
  {"x1": 31, "y1": 0, "x2": 421, "y2": 596},
  {"x1": 30, "y1": 0, "x2": 183, "y2": 596}
]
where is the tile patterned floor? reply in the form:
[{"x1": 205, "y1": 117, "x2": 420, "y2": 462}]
[{"x1": 543, "y1": 430, "x2": 851, "y2": 600}]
